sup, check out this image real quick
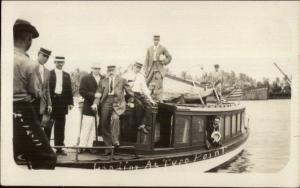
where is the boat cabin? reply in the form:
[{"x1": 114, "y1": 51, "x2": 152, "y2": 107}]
[{"x1": 120, "y1": 102, "x2": 246, "y2": 155}]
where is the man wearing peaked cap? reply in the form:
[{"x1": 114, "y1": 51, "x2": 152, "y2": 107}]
[
  {"x1": 144, "y1": 35, "x2": 172, "y2": 102},
  {"x1": 33, "y1": 48, "x2": 53, "y2": 126},
  {"x1": 45, "y1": 56, "x2": 74, "y2": 155},
  {"x1": 91, "y1": 65, "x2": 134, "y2": 153},
  {"x1": 78, "y1": 62, "x2": 104, "y2": 151},
  {"x1": 13, "y1": 19, "x2": 57, "y2": 169}
]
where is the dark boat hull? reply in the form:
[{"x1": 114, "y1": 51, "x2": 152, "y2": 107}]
[{"x1": 55, "y1": 131, "x2": 249, "y2": 171}]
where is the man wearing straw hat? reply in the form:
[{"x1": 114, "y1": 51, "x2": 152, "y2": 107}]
[
  {"x1": 32, "y1": 48, "x2": 53, "y2": 126},
  {"x1": 45, "y1": 56, "x2": 74, "y2": 156},
  {"x1": 13, "y1": 19, "x2": 57, "y2": 169},
  {"x1": 78, "y1": 62, "x2": 104, "y2": 152},
  {"x1": 144, "y1": 35, "x2": 172, "y2": 102},
  {"x1": 92, "y1": 65, "x2": 134, "y2": 154}
]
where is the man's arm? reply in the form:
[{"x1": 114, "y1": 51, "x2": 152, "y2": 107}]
[
  {"x1": 162, "y1": 47, "x2": 172, "y2": 66},
  {"x1": 67, "y1": 74, "x2": 74, "y2": 105},
  {"x1": 92, "y1": 81, "x2": 103, "y2": 105},
  {"x1": 123, "y1": 78, "x2": 134, "y2": 103},
  {"x1": 79, "y1": 76, "x2": 95, "y2": 101}
]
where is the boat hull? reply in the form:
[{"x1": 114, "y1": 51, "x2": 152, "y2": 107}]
[{"x1": 55, "y1": 131, "x2": 249, "y2": 171}]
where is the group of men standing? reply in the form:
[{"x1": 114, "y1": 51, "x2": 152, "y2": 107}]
[
  {"x1": 78, "y1": 35, "x2": 172, "y2": 155},
  {"x1": 13, "y1": 18, "x2": 173, "y2": 167},
  {"x1": 13, "y1": 19, "x2": 74, "y2": 169}
]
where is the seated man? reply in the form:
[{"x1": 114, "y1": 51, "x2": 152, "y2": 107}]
[
  {"x1": 123, "y1": 62, "x2": 156, "y2": 134},
  {"x1": 205, "y1": 116, "x2": 222, "y2": 149}
]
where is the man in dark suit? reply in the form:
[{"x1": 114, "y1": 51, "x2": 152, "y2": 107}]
[
  {"x1": 78, "y1": 63, "x2": 103, "y2": 149},
  {"x1": 91, "y1": 65, "x2": 134, "y2": 154},
  {"x1": 45, "y1": 56, "x2": 74, "y2": 155},
  {"x1": 144, "y1": 35, "x2": 172, "y2": 102},
  {"x1": 33, "y1": 48, "x2": 52, "y2": 125}
]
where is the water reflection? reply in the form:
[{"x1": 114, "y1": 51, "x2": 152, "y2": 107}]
[{"x1": 212, "y1": 100, "x2": 290, "y2": 173}]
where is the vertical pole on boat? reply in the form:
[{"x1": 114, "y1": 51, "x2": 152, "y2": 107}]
[
  {"x1": 75, "y1": 111, "x2": 83, "y2": 162},
  {"x1": 94, "y1": 112, "x2": 98, "y2": 142}
]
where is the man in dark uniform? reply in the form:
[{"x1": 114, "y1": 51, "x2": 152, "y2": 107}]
[
  {"x1": 13, "y1": 19, "x2": 57, "y2": 169},
  {"x1": 45, "y1": 56, "x2": 74, "y2": 155}
]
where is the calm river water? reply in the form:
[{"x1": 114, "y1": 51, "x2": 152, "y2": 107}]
[{"x1": 211, "y1": 99, "x2": 291, "y2": 173}]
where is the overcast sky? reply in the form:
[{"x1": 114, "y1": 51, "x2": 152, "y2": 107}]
[{"x1": 3, "y1": 1, "x2": 299, "y2": 81}]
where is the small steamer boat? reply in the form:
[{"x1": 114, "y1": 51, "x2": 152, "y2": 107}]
[{"x1": 55, "y1": 101, "x2": 249, "y2": 171}]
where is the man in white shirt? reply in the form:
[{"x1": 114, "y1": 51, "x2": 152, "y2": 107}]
[
  {"x1": 33, "y1": 47, "x2": 52, "y2": 125},
  {"x1": 124, "y1": 62, "x2": 156, "y2": 134},
  {"x1": 46, "y1": 56, "x2": 74, "y2": 156}
]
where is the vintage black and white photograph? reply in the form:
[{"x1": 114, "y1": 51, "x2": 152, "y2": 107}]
[{"x1": 1, "y1": 1, "x2": 299, "y2": 186}]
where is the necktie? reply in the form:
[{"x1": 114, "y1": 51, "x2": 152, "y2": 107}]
[{"x1": 110, "y1": 78, "x2": 113, "y2": 93}]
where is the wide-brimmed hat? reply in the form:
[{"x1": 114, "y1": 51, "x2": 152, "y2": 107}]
[
  {"x1": 13, "y1": 19, "x2": 39, "y2": 38},
  {"x1": 39, "y1": 47, "x2": 51, "y2": 56},
  {"x1": 211, "y1": 131, "x2": 221, "y2": 143}
]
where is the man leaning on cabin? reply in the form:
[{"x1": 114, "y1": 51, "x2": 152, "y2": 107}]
[
  {"x1": 32, "y1": 47, "x2": 53, "y2": 127},
  {"x1": 91, "y1": 65, "x2": 134, "y2": 155},
  {"x1": 13, "y1": 19, "x2": 57, "y2": 169},
  {"x1": 78, "y1": 62, "x2": 104, "y2": 152},
  {"x1": 45, "y1": 56, "x2": 74, "y2": 156},
  {"x1": 144, "y1": 35, "x2": 172, "y2": 102}
]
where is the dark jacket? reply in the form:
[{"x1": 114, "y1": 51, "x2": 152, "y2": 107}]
[
  {"x1": 79, "y1": 73, "x2": 103, "y2": 116},
  {"x1": 49, "y1": 70, "x2": 74, "y2": 115}
]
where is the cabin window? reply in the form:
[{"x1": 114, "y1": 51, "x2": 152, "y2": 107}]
[
  {"x1": 225, "y1": 115, "x2": 231, "y2": 140},
  {"x1": 232, "y1": 114, "x2": 237, "y2": 136},
  {"x1": 237, "y1": 113, "x2": 241, "y2": 133},
  {"x1": 174, "y1": 116, "x2": 191, "y2": 144},
  {"x1": 191, "y1": 116, "x2": 206, "y2": 145}
]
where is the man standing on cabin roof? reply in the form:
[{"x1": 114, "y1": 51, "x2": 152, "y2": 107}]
[
  {"x1": 212, "y1": 64, "x2": 223, "y2": 104},
  {"x1": 91, "y1": 65, "x2": 134, "y2": 155},
  {"x1": 78, "y1": 62, "x2": 104, "y2": 152},
  {"x1": 124, "y1": 62, "x2": 156, "y2": 134},
  {"x1": 13, "y1": 19, "x2": 57, "y2": 169},
  {"x1": 32, "y1": 47, "x2": 53, "y2": 127},
  {"x1": 45, "y1": 56, "x2": 74, "y2": 156},
  {"x1": 144, "y1": 35, "x2": 172, "y2": 102}
]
